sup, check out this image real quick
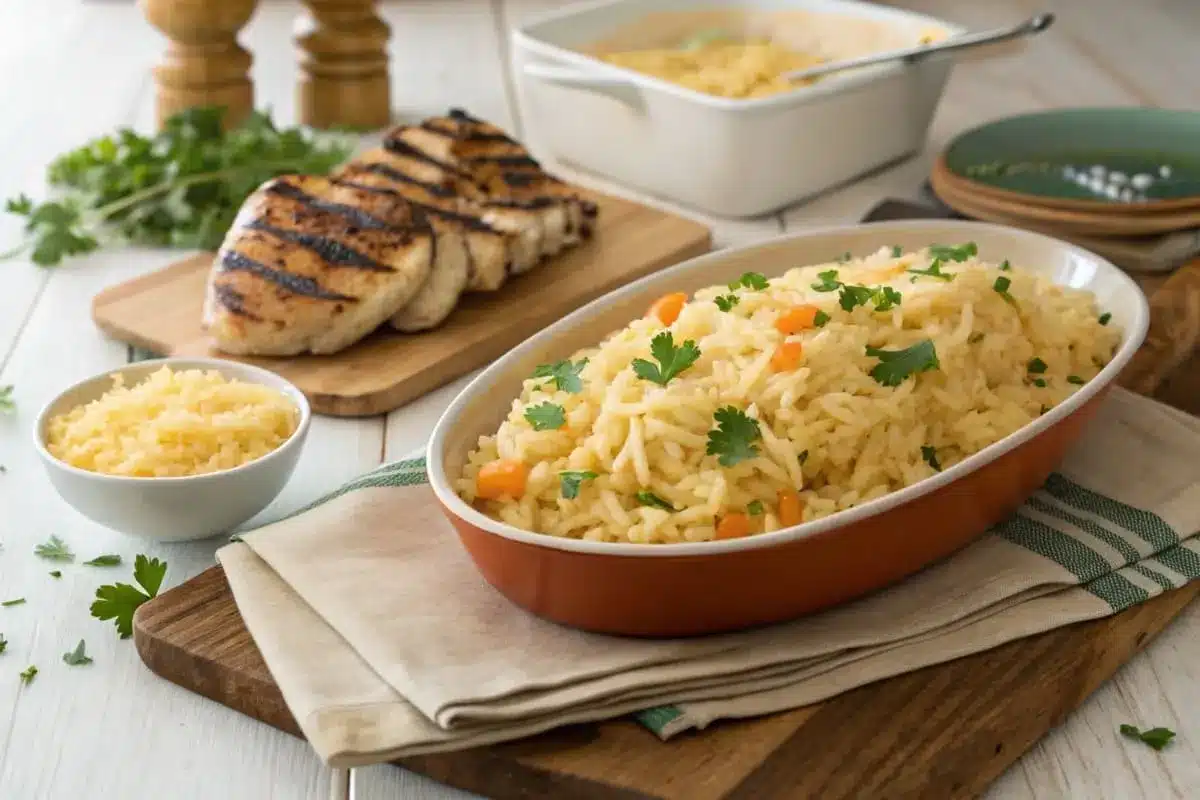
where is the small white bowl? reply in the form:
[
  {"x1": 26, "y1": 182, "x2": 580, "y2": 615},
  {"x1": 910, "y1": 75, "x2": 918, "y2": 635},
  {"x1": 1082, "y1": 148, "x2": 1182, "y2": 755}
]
[{"x1": 33, "y1": 357, "x2": 311, "y2": 543}]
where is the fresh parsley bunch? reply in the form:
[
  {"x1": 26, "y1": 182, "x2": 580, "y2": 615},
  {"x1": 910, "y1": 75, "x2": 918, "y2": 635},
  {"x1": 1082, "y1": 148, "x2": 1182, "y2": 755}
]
[{"x1": 3, "y1": 107, "x2": 354, "y2": 266}]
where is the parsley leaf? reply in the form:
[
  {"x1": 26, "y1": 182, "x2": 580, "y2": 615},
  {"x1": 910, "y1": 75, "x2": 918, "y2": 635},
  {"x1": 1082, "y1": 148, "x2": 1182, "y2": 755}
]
[
  {"x1": 747, "y1": 500, "x2": 765, "y2": 515},
  {"x1": 908, "y1": 259, "x2": 955, "y2": 281},
  {"x1": 531, "y1": 359, "x2": 588, "y2": 394},
  {"x1": 19, "y1": 665, "x2": 36, "y2": 685},
  {"x1": 0, "y1": 385, "x2": 14, "y2": 414},
  {"x1": 866, "y1": 340, "x2": 940, "y2": 386},
  {"x1": 1032, "y1": 378, "x2": 1048, "y2": 388},
  {"x1": 636, "y1": 491, "x2": 676, "y2": 511},
  {"x1": 34, "y1": 535, "x2": 74, "y2": 562},
  {"x1": 813, "y1": 310, "x2": 831, "y2": 327},
  {"x1": 728, "y1": 271, "x2": 769, "y2": 291},
  {"x1": 811, "y1": 269, "x2": 841, "y2": 292},
  {"x1": 83, "y1": 554, "x2": 122, "y2": 567},
  {"x1": 993, "y1": 276, "x2": 1016, "y2": 304},
  {"x1": 1067, "y1": 375, "x2": 1085, "y2": 385},
  {"x1": 873, "y1": 286, "x2": 902, "y2": 311},
  {"x1": 1099, "y1": 312, "x2": 1112, "y2": 326},
  {"x1": 90, "y1": 554, "x2": 168, "y2": 639},
  {"x1": 49, "y1": 570, "x2": 61, "y2": 579},
  {"x1": 706, "y1": 407, "x2": 762, "y2": 467},
  {"x1": 1119, "y1": 724, "x2": 1175, "y2": 751},
  {"x1": 62, "y1": 639, "x2": 93, "y2": 666},
  {"x1": 1027, "y1": 357, "x2": 1048, "y2": 374},
  {"x1": 1, "y1": 598, "x2": 25, "y2": 607},
  {"x1": 523, "y1": 402, "x2": 566, "y2": 431},
  {"x1": 714, "y1": 294, "x2": 740, "y2": 312},
  {"x1": 631, "y1": 331, "x2": 701, "y2": 386},
  {"x1": 891, "y1": 245, "x2": 903, "y2": 257},
  {"x1": 0, "y1": 634, "x2": 6, "y2": 654},
  {"x1": 839, "y1": 284, "x2": 875, "y2": 311},
  {"x1": 999, "y1": 259, "x2": 1012, "y2": 271},
  {"x1": 928, "y1": 242, "x2": 977, "y2": 262},
  {"x1": 921, "y1": 445, "x2": 942, "y2": 471},
  {"x1": 559, "y1": 470, "x2": 597, "y2": 499}
]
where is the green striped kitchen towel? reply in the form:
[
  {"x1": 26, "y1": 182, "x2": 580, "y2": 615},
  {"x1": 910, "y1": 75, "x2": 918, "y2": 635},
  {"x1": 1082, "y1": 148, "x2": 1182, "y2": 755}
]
[{"x1": 214, "y1": 388, "x2": 1200, "y2": 766}]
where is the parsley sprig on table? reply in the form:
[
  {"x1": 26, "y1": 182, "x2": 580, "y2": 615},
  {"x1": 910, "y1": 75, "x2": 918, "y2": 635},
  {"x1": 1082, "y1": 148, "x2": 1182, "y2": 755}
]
[
  {"x1": 632, "y1": 331, "x2": 701, "y2": 386},
  {"x1": 2, "y1": 107, "x2": 353, "y2": 266},
  {"x1": 706, "y1": 407, "x2": 762, "y2": 467},
  {"x1": 91, "y1": 555, "x2": 168, "y2": 639},
  {"x1": 62, "y1": 640, "x2": 93, "y2": 666},
  {"x1": 34, "y1": 535, "x2": 74, "y2": 562},
  {"x1": 866, "y1": 340, "x2": 940, "y2": 386},
  {"x1": 1119, "y1": 724, "x2": 1176, "y2": 751},
  {"x1": 531, "y1": 359, "x2": 587, "y2": 394}
]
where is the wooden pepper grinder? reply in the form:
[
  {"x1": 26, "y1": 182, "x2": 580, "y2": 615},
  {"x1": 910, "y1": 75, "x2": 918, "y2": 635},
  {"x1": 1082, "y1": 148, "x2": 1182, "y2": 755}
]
[
  {"x1": 140, "y1": 0, "x2": 258, "y2": 130},
  {"x1": 295, "y1": 0, "x2": 392, "y2": 130}
]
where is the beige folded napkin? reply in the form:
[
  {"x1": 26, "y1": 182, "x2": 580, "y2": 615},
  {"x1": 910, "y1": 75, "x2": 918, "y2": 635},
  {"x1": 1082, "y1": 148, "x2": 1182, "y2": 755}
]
[{"x1": 217, "y1": 387, "x2": 1200, "y2": 767}]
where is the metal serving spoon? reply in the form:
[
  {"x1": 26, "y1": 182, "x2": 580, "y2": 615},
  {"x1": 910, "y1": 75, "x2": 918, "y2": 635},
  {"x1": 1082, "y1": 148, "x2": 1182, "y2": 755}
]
[{"x1": 782, "y1": 12, "x2": 1056, "y2": 83}]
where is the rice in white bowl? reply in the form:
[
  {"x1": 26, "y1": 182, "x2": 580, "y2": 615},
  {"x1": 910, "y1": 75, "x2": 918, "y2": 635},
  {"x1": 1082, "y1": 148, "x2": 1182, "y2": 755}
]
[{"x1": 456, "y1": 244, "x2": 1121, "y2": 544}]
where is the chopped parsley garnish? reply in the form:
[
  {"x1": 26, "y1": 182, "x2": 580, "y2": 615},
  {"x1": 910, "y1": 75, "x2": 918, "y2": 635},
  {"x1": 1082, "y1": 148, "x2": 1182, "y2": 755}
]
[
  {"x1": 0, "y1": 634, "x2": 6, "y2": 653},
  {"x1": 636, "y1": 491, "x2": 676, "y2": 511},
  {"x1": 0, "y1": 385, "x2": 13, "y2": 414},
  {"x1": 531, "y1": 359, "x2": 588, "y2": 394},
  {"x1": 1027, "y1": 357, "x2": 1048, "y2": 374},
  {"x1": 1040, "y1": 405, "x2": 1051, "y2": 415},
  {"x1": 90, "y1": 554, "x2": 168, "y2": 639},
  {"x1": 1032, "y1": 378, "x2": 1048, "y2": 388},
  {"x1": 873, "y1": 286, "x2": 902, "y2": 311},
  {"x1": 865, "y1": 340, "x2": 940, "y2": 386},
  {"x1": 558, "y1": 470, "x2": 597, "y2": 499},
  {"x1": 928, "y1": 242, "x2": 977, "y2": 262},
  {"x1": 1067, "y1": 375, "x2": 1085, "y2": 385},
  {"x1": 1099, "y1": 312, "x2": 1112, "y2": 326},
  {"x1": 999, "y1": 260, "x2": 1012, "y2": 271},
  {"x1": 968, "y1": 332, "x2": 985, "y2": 344},
  {"x1": 19, "y1": 665, "x2": 36, "y2": 685},
  {"x1": 84, "y1": 554, "x2": 122, "y2": 567},
  {"x1": 813, "y1": 310, "x2": 831, "y2": 327},
  {"x1": 1, "y1": 598, "x2": 24, "y2": 607},
  {"x1": 811, "y1": 269, "x2": 841, "y2": 292},
  {"x1": 524, "y1": 402, "x2": 566, "y2": 431},
  {"x1": 706, "y1": 407, "x2": 762, "y2": 467},
  {"x1": 838, "y1": 284, "x2": 875, "y2": 311},
  {"x1": 714, "y1": 294, "x2": 740, "y2": 312},
  {"x1": 62, "y1": 639, "x2": 93, "y2": 666},
  {"x1": 891, "y1": 245, "x2": 903, "y2": 257},
  {"x1": 34, "y1": 535, "x2": 74, "y2": 562},
  {"x1": 921, "y1": 446, "x2": 942, "y2": 471},
  {"x1": 49, "y1": 570, "x2": 61, "y2": 579},
  {"x1": 632, "y1": 331, "x2": 701, "y2": 386},
  {"x1": 728, "y1": 271, "x2": 769, "y2": 291},
  {"x1": 1119, "y1": 724, "x2": 1175, "y2": 751},
  {"x1": 993, "y1": 275, "x2": 1016, "y2": 304},
  {"x1": 836, "y1": 251, "x2": 852, "y2": 263},
  {"x1": 908, "y1": 260, "x2": 955, "y2": 281},
  {"x1": 798, "y1": 450, "x2": 809, "y2": 465},
  {"x1": 747, "y1": 500, "x2": 765, "y2": 515}
]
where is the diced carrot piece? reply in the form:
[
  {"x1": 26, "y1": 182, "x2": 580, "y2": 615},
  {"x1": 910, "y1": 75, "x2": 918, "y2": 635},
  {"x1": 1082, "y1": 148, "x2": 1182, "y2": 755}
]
[
  {"x1": 476, "y1": 459, "x2": 529, "y2": 500},
  {"x1": 648, "y1": 292, "x2": 688, "y2": 325},
  {"x1": 774, "y1": 304, "x2": 821, "y2": 334},
  {"x1": 770, "y1": 341, "x2": 804, "y2": 372},
  {"x1": 716, "y1": 512, "x2": 752, "y2": 540},
  {"x1": 777, "y1": 489, "x2": 803, "y2": 528}
]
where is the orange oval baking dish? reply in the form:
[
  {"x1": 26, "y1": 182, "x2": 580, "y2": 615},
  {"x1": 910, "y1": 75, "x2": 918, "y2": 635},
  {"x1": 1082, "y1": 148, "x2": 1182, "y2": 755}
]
[{"x1": 428, "y1": 221, "x2": 1150, "y2": 637}]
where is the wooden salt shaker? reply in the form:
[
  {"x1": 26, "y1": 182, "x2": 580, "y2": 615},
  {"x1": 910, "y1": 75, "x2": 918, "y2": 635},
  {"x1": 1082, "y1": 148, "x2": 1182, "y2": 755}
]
[
  {"x1": 295, "y1": 0, "x2": 392, "y2": 130},
  {"x1": 140, "y1": 0, "x2": 258, "y2": 130}
]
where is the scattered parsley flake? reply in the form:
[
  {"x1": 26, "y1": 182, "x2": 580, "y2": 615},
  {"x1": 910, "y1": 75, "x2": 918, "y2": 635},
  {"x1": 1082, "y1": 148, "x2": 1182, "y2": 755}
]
[
  {"x1": 558, "y1": 470, "x2": 597, "y2": 500},
  {"x1": 714, "y1": 294, "x2": 740, "y2": 312},
  {"x1": 49, "y1": 570, "x2": 61, "y2": 579},
  {"x1": 524, "y1": 402, "x2": 566, "y2": 431},
  {"x1": 1032, "y1": 378, "x2": 1048, "y2": 388},
  {"x1": 873, "y1": 286, "x2": 902, "y2": 312},
  {"x1": 993, "y1": 275, "x2": 1016, "y2": 304},
  {"x1": 62, "y1": 639, "x2": 93, "y2": 666},
  {"x1": 813, "y1": 310, "x2": 831, "y2": 327},
  {"x1": 636, "y1": 491, "x2": 676, "y2": 512},
  {"x1": 811, "y1": 269, "x2": 841, "y2": 292},
  {"x1": 921, "y1": 445, "x2": 942, "y2": 471},
  {"x1": 838, "y1": 284, "x2": 875, "y2": 311},
  {"x1": 0, "y1": 385, "x2": 13, "y2": 414},
  {"x1": 531, "y1": 359, "x2": 588, "y2": 394},
  {"x1": 999, "y1": 260, "x2": 1012, "y2": 271},
  {"x1": 968, "y1": 332, "x2": 985, "y2": 344},
  {"x1": 908, "y1": 259, "x2": 955, "y2": 281},
  {"x1": 34, "y1": 535, "x2": 74, "y2": 562},
  {"x1": 83, "y1": 554, "x2": 121, "y2": 567},
  {"x1": 706, "y1": 407, "x2": 762, "y2": 467},
  {"x1": 1099, "y1": 312, "x2": 1112, "y2": 326},
  {"x1": 747, "y1": 500, "x2": 765, "y2": 515},
  {"x1": 728, "y1": 271, "x2": 769, "y2": 291},
  {"x1": 2, "y1": 598, "x2": 26, "y2": 607},
  {"x1": 19, "y1": 665, "x2": 36, "y2": 685},
  {"x1": 90, "y1": 554, "x2": 168, "y2": 639},
  {"x1": 928, "y1": 242, "x2": 977, "y2": 262},
  {"x1": 1119, "y1": 724, "x2": 1175, "y2": 751},
  {"x1": 891, "y1": 245, "x2": 903, "y2": 257},
  {"x1": 0, "y1": 634, "x2": 6, "y2": 654},
  {"x1": 631, "y1": 331, "x2": 701, "y2": 386},
  {"x1": 1067, "y1": 375, "x2": 1085, "y2": 385},
  {"x1": 865, "y1": 340, "x2": 940, "y2": 386},
  {"x1": 1027, "y1": 357, "x2": 1048, "y2": 374}
]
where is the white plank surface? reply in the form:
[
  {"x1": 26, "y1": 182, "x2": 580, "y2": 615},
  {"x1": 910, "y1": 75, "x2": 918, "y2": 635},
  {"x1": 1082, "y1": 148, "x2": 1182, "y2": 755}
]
[{"x1": 0, "y1": 0, "x2": 1193, "y2": 799}]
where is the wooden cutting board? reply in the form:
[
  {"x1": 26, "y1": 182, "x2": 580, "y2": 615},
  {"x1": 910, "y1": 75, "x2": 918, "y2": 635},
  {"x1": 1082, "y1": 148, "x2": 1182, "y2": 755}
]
[
  {"x1": 91, "y1": 190, "x2": 712, "y2": 417},
  {"x1": 132, "y1": 258, "x2": 1200, "y2": 800}
]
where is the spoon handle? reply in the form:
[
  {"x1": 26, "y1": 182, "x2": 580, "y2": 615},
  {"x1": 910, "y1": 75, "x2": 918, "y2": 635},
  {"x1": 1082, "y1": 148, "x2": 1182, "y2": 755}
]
[{"x1": 784, "y1": 12, "x2": 1055, "y2": 83}]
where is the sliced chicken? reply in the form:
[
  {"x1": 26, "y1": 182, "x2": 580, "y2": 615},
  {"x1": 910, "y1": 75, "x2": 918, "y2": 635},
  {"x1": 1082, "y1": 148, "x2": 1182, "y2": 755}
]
[{"x1": 203, "y1": 175, "x2": 436, "y2": 355}]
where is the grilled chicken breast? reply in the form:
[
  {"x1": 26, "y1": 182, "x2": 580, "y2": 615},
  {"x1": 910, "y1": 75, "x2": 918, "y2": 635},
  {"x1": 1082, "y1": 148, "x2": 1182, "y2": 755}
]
[{"x1": 203, "y1": 176, "x2": 436, "y2": 355}]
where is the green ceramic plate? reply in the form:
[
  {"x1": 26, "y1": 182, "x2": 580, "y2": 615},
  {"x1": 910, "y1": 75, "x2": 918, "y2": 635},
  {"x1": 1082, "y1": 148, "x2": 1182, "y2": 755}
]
[{"x1": 942, "y1": 108, "x2": 1200, "y2": 208}]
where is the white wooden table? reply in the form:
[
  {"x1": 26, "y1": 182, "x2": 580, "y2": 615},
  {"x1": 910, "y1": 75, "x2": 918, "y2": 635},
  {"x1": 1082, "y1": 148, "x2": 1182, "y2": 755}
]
[{"x1": 0, "y1": 1, "x2": 1197, "y2": 798}]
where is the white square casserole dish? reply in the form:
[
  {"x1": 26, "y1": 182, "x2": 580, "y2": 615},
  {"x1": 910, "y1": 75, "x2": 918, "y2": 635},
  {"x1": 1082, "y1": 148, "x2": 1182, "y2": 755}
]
[{"x1": 511, "y1": 0, "x2": 964, "y2": 218}]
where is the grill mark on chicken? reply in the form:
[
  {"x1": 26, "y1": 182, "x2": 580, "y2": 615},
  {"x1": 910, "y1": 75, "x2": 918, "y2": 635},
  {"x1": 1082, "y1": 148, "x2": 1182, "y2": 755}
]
[
  {"x1": 219, "y1": 250, "x2": 358, "y2": 302},
  {"x1": 264, "y1": 182, "x2": 395, "y2": 231},
  {"x1": 212, "y1": 285, "x2": 262, "y2": 321},
  {"x1": 356, "y1": 162, "x2": 458, "y2": 198},
  {"x1": 382, "y1": 137, "x2": 476, "y2": 181},
  {"x1": 332, "y1": 179, "x2": 498, "y2": 233},
  {"x1": 242, "y1": 220, "x2": 395, "y2": 272},
  {"x1": 466, "y1": 154, "x2": 542, "y2": 170}
]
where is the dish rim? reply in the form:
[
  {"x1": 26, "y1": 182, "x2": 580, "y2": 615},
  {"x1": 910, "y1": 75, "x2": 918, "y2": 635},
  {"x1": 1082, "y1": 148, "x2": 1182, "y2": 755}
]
[
  {"x1": 428, "y1": 219, "x2": 1150, "y2": 558},
  {"x1": 33, "y1": 356, "x2": 312, "y2": 486},
  {"x1": 512, "y1": 0, "x2": 966, "y2": 111}
]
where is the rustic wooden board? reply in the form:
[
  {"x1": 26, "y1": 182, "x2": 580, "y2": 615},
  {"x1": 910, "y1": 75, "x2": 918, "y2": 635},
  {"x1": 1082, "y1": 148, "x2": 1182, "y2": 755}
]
[
  {"x1": 91, "y1": 190, "x2": 713, "y2": 417},
  {"x1": 132, "y1": 258, "x2": 1200, "y2": 800}
]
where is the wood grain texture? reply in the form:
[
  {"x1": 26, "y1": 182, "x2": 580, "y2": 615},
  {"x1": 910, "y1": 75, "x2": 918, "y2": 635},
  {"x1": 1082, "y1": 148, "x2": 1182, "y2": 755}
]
[
  {"x1": 132, "y1": 264, "x2": 1200, "y2": 800},
  {"x1": 90, "y1": 190, "x2": 713, "y2": 416}
]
